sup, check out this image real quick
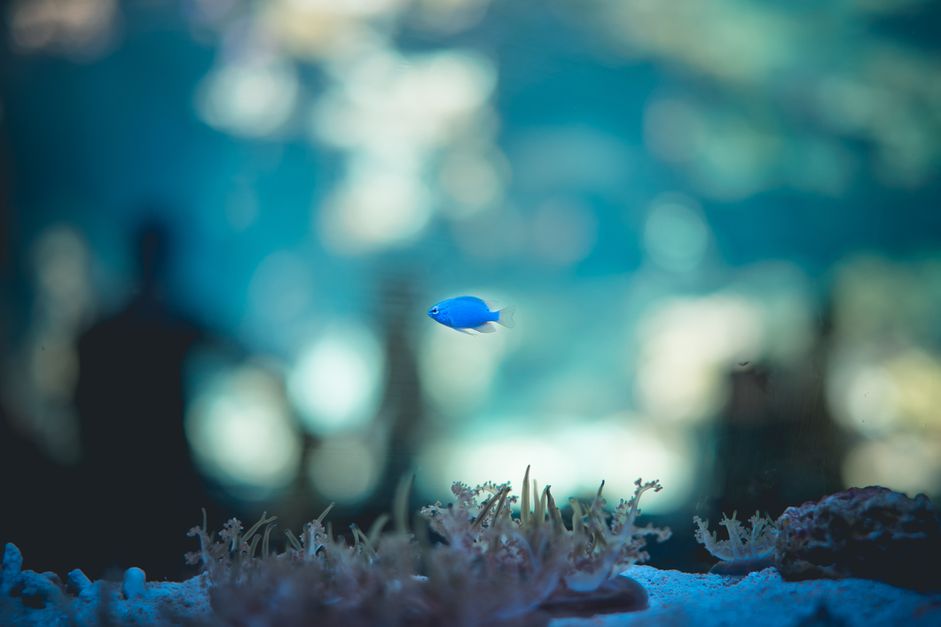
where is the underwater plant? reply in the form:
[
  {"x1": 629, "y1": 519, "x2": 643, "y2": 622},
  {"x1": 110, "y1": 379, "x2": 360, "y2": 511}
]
[
  {"x1": 185, "y1": 467, "x2": 670, "y2": 626},
  {"x1": 693, "y1": 511, "x2": 777, "y2": 575}
]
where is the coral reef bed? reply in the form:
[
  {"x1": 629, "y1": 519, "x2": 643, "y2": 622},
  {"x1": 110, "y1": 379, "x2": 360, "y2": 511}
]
[
  {"x1": 4, "y1": 557, "x2": 940, "y2": 626},
  {"x1": 4, "y1": 478, "x2": 940, "y2": 625}
]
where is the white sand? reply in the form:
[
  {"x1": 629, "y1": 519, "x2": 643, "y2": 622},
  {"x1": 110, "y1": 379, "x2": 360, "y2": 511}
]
[{"x1": 552, "y1": 566, "x2": 941, "y2": 627}]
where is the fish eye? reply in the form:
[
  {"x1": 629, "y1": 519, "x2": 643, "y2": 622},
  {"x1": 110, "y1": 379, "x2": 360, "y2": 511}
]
[{"x1": 431, "y1": 306, "x2": 439, "y2": 314}]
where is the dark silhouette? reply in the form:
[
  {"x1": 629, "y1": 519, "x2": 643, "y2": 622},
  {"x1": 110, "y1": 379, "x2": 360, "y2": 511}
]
[
  {"x1": 373, "y1": 275, "x2": 426, "y2": 497},
  {"x1": 260, "y1": 273, "x2": 429, "y2": 544},
  {"x1": 710, "y1": 364, "x2": 791, "y2": 514},
  {"x1": 708, "y1": 302, "x2": 846, "y2": 521},
  {"x1": 328, "y1": 272, "x2": 428, "y2": 537},
  {"x1": 74, "y1": 217, "x2": 220, "y2": 579},
  {"x1": 0, "y1": 401, "x2": 76, "y2": 571}
]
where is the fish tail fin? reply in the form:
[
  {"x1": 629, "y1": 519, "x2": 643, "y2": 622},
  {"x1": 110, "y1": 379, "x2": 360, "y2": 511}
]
[{"x1": 496, "y1": 306, "x2": 516, "y2": 328}]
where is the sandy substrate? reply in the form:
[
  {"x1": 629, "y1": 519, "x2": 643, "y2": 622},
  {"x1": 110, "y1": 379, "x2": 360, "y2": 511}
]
[
  {"x1": 3, "y1": 559, "x2": 940, "y2": 626},
  {"x1": 572, "y1": 566, "x2": 941, "y2": 627}
]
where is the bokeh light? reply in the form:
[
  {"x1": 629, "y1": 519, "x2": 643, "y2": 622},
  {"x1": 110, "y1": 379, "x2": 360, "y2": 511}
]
[
  {"x1": 643, "y1": 194, "x2": 710, "y2": 273},
  {"x1": 829, "y1": 353, "x2": 902, "y2": 438},
  {"x1": 9, "y1": 0, "x2": 118, "y2": 58},
  {"x1": 828, "y1": 345, "x2": 941, "y2": 488},
  {"x1": 824, "y1": 256, "x2": 941, "y2": 496},
  {"x1": 32, "y1": 226, "x2": 95, "y2": 327},
  {"x1": 0, "y1": 226, "x2": 96, "y2": 462},
  {"x1": 843, "y1": 435, "x2": 941, "y2": 497},
  {"x1": 288, "y1": 323, "x2": 384, "y2": 435},
  {"x1": 318, "y1": 160, "x2": 433, "y2": 253},
  {"x1": 438, "y1": 146, "x2": 507, "y2": 218},
  {"x1": 310, "y1": 46, "x2": 497, "y2": 253},
  {"x1": 417, "y1": 415, "x2": 694, "y2": 513},
  {"x1": 634, "y1": 295, "x2": 765, "y2": 424},
  {"x1": 419, "y1": 313, "x2": 511, "y2": 415},
  {"x1": 588, "y1": 0, "x2": 941, "y2": 194},
  {"x1": 196, "y1": 56, "x2": 300, "y2": 137},
  {"x1": 307, "y1": 437, "x2": 380, "y2": 504},
  {"x1": 186, "y1": 363, "x2": 302, "y2": 499},
  {"x1": 409, "y1": 0, "x2": 492, "y2": 33}
]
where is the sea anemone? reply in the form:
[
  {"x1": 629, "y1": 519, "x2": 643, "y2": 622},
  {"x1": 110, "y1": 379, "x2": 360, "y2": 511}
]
[
  {"x1": 693, "y1": 511, "x2": 777, "y2": 575},
  {"x1": 185, "y1": 467, "x2": 670, "y2": 625}
]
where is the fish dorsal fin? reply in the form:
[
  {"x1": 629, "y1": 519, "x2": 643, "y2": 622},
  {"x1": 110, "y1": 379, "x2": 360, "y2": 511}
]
[{"x1": 483, "y1": 298, "x2": 503, "y2": 312}]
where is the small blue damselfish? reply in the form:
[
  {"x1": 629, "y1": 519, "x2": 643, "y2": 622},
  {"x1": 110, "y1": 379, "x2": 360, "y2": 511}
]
[{"x1": 427, "y1": 296, "x2": 515, "y2": 334}]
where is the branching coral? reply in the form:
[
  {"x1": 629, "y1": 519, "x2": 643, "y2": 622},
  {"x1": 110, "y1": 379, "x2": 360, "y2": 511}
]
[
  {"x1": 693, "y1": 511, "x2": 777, "y2": 574},
  {"x1": 186, "y1": 468, "x2": 670, "y2": 626}
]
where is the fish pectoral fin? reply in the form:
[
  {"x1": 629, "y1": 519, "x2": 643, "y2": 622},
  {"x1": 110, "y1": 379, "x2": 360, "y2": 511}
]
[{"x1": 473, "y1": 323, "x2": 497, "y2": 333}]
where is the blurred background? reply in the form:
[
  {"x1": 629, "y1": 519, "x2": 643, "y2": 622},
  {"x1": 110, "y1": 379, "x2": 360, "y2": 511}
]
[{"x1": 1, "y1": 0, "x2": 940, "y2": 580}]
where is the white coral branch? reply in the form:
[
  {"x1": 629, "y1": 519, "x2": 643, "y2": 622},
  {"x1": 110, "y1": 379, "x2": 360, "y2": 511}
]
[{"x1": 693, "y1": 511, "x2": 777, "y2": 562}]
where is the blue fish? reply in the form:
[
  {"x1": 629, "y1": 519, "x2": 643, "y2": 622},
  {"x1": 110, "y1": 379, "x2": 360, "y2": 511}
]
[{"x1": 427, "y1": 296, "x2": 515, "y2": 334}]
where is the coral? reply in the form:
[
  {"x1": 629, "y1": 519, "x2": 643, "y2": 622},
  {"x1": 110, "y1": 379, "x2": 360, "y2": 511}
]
[
  {"x1": 693, "y1": 511, "x2": 777, "y2": 562},
  {"x1": 0, "y1": 543, "x2": 214, "y2": 626},
  {"x1": 1, "y1": 543, "x2": 23, "y2": 595},
  {"x1": 186, "y1": 468, "x2": 670, "y2": 625},
  {"x1": 122, "y1": 567, "x2": 147, "y2": 599},
  {"x1": 65, "y1": 569, "x2": 91, "y2": 596},
  {"x1": 695, "y1": 487, "x2": 941, "y2": 589},
  {"x1": 4, "y1": 526, "x2": 941, "y2": 625},
  {"x1": 693, "y1": 512, "x2": 777, "y2": 575},
  {"x1": 774, "y1": 486, "x2": 941, "y2": 591}
]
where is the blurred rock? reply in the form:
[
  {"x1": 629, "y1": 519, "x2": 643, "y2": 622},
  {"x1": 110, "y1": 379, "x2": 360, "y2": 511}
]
[
  {"x1": 541, "y1": 575, "x2": 648, "y2": 617},
  {"x1": 775, "y1": 486, "x2": 941, "y2": 591}
]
